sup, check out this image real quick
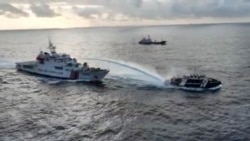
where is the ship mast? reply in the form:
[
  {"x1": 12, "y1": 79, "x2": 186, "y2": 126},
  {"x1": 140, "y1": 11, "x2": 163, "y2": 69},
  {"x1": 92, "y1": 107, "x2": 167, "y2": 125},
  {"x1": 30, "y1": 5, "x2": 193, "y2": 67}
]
[{"x1": 48, "y1": 38, "x2": 56, "y2": 53}]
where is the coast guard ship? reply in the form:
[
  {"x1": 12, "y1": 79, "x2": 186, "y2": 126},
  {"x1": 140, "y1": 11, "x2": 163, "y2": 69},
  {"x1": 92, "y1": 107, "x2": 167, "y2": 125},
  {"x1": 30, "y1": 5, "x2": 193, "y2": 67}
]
[{"x1": 16, "y1": 40, "x2": 109, "y2": 81}]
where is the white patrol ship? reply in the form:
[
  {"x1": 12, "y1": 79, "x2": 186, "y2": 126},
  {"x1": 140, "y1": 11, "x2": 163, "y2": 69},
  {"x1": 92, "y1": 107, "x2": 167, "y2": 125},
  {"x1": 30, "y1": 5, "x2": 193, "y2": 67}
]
[{"x1": 16, "y1": 40, "x2": 109, "y2": 82}]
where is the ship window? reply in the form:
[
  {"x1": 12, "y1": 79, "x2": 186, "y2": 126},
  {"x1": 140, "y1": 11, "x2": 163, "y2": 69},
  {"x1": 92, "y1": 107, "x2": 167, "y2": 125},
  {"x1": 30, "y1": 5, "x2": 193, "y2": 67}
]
[
  {"x1": 186, "y1": 79, "x2": 203, "y2": 83},
  {"x1": 55, "y1": 66, "x2": 63, "y2": 70},
  {"x1": 67, "y1": 63, "x2": 73, "y2": 67},
  {"x1": 23, "y1": 65, "x2": 34, "y2": 69}
]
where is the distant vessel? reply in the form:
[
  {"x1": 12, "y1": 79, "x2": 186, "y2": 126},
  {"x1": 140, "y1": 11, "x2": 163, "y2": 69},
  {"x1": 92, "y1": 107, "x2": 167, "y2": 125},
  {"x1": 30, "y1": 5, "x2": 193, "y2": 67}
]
[
  {"x1": 139, "y1": 35, "x2": 166, "y2": 45},
  {"x1": 16, "y1": 40, "x2": 109, "y2": 81},
  {"x1": 167, "y1": 74, "x2": 222, "y2": 91}
]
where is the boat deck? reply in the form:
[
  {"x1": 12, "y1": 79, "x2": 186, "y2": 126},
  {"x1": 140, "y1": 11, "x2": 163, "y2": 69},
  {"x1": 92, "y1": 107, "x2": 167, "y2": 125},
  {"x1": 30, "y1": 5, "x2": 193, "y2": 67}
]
[{"x1": 16, "y1": 61, "x2": 37, "y2": 65}]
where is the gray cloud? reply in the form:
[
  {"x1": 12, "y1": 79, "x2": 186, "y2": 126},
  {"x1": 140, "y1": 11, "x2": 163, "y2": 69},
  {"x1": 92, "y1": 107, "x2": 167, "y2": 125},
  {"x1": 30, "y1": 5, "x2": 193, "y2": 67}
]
[
  {"x1": 0, "y1": 3, "x2": 29, "y2": 17},
  {"x1": 1, "y1": 0, "x2": 250, "y2": 21},
  {"x1": 169, "y1": 0, "x2": 250, "y2": 18},
  {"x1": 30, "y1": 3, "x2": 60, "y2": 17},
  {"x1": 70, "y1": 0, "x2": 148, "y2": 20},
  {"x1": 107, "y1": 0, "x2": 250, "y2": 19},
  {"x1": 60, "y1": 0, "x2": 250, "y2": 21},
  {"x1": 72, "y1": 6, "x2": 104, "y2": 19}
]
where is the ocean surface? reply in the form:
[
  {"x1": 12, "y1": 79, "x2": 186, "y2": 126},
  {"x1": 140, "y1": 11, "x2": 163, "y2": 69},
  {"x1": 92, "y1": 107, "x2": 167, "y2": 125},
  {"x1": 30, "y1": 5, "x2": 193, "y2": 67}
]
[{"x1": 0, "y1": 23, "x2": 250, "y2": 141}]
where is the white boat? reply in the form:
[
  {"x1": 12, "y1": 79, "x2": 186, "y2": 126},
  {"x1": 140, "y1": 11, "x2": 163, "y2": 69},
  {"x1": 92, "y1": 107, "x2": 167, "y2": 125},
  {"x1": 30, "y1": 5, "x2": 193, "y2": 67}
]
[{"x1": 16, "y1": 40, "x2": 109, "y2": 82}]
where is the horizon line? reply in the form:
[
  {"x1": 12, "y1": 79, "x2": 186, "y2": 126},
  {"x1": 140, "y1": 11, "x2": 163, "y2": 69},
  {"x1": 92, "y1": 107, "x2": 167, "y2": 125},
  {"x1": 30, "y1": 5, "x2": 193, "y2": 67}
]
[{"x1": 0, "y1": 21, "x2": 250, "y2": 32}]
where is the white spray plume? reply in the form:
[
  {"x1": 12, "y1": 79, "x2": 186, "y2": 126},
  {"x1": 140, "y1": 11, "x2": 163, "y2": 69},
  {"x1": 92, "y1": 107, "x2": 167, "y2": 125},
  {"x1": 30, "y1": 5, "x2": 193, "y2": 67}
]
[{"x1": 85, "y1": 58, "x2": 166, "y2": 87}]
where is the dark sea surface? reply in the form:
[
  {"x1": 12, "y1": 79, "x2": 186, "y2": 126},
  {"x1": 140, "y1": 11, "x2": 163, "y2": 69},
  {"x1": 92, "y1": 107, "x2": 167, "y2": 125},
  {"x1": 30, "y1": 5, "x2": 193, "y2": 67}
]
[{"x1": 0, "y1": 23, "x2": 250, "y2": 141}]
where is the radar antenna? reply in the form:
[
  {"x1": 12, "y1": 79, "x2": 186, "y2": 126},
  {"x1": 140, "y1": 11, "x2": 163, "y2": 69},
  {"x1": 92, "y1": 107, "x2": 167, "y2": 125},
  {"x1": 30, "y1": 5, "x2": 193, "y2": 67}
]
[{"x1": 48, "y1": 37, "x2": 56, "y2": 53}]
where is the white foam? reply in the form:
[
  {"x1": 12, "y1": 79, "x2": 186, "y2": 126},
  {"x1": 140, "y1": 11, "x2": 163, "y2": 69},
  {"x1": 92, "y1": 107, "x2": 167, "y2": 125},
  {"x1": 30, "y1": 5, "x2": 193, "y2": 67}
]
[{"x1": 0, "y1": 61, "x2": 15, "y2": 69}]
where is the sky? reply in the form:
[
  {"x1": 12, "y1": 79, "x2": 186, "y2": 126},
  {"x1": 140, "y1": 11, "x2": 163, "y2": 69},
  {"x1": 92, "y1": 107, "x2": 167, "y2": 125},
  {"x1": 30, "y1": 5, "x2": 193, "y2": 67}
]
[{"x1": 0, "y1": 0, "x2": 250, "y2": 30}]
